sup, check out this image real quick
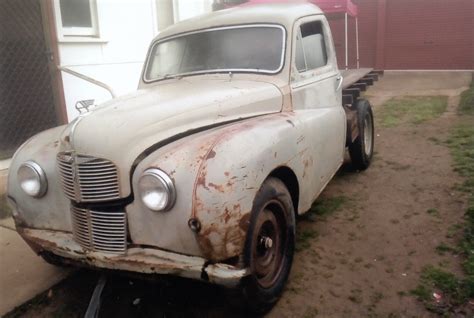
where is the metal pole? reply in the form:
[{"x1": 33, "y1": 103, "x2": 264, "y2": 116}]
[
  {"x1": 345, "y1": 12, "x2": 348, "y2": 70},
  {"x1": 58, "y1": 66, "x2": 116, "y2": 99},
  {"x1": 356, "y1": 16, "x2": 360, "y2": 69}
]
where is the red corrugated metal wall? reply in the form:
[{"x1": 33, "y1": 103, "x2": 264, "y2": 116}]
[{"x1": 327, "y1": 0, "x2": 473, "y2": 70}]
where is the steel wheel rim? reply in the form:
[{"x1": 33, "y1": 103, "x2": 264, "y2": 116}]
[
  {"x1": 251, "y1": 201, "x2": 287, "y2": 289},
  {"x1": 364, "y1": 113, "x2": 373, "y2": 156}
]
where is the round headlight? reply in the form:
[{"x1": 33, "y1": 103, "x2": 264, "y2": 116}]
[
  {"x1": 138, "y1": 168, "x2": 176, "y2": 211},
  {"x1": 18, "y1": 161, "x2": 47, "y2": 198}
]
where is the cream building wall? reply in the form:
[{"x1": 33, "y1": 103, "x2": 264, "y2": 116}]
[{"x1": 57, "y1": 0, "x2": 212, "y2": 121}]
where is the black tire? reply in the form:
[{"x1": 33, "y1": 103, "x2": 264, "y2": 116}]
[
  {"x1": 349, "y1": 99, "x2": 374, "y2": 170},
  {"x1": 236, "y1": 177, "x2": 295, "y2": 314}
]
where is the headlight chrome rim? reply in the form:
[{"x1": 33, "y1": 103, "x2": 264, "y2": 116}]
[
  {"x1": 139, "y1": 168, "x2": 176, "y2": 212},
  {"x1": 18, "y1": 161, "x2": 48, "y2": 198}
]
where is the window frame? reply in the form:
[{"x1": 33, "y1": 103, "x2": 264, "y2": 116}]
[
  {"x1": 54, "y1": 0, "x2": 100, "y2": 39},
  {"x1": 142, "y1": 23, "x2": 287, "y2": 84},
  {"x1": 295, "y1": 20, "x2": 329, "y2": 74}
]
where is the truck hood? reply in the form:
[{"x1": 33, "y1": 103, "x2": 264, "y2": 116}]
[{"x1": 61, "y1": 78, "x2": 283, "y2": 196}]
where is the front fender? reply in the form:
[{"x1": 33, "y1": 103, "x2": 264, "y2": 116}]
[
  {"x1": 7, "y1": 125, "x2": 72, "y2": 231},
  {"x1": 128, "y1": 113, "x2": 309, "y2": 261}
]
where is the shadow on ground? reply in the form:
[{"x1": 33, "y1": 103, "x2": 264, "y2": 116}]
[{"x1": 7, "y1": 269, "x2": 246, "y2": 318}]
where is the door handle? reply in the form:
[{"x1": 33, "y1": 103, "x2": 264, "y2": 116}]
[{"x1": 335, "y1": 75, "x2": 343, "y2": 91}]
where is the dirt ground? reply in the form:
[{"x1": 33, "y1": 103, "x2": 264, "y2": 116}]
[{"x1": 6, "y1": 71, "x2": 473, "y2": 318}]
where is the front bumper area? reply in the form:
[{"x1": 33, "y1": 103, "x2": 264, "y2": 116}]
[{"x1": 19, "y1": 228, "x2": 249, "y2": 287}]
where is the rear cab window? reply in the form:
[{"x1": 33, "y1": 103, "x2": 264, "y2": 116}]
[{"x1": 295, "y1": 20, "x2": 328, "y2": 73}]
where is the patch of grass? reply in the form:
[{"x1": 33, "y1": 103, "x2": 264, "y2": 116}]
[
  {"x1": 435, "y1": 243, "x2": 458, "y2": 256},
  {"x1": 459, "y1": 79, "x2": 474, "y2": 115},
  {"x1": 378, "y1": 96, "x2": 448, "y2": 127},
  {"x1": 428, "y1": 136, "x2": 442, "y2": 145},
  {"x1": 296, "y1": 229, "x2": 319, "y2": 252},
  {"x1": 426, "y1": 208, "x2": 439, "y2": 217},
  {"x1": 348, "y1": 289, "x2": 363, "y2": 304},
  {"x1": 0, "y1": 194, "x2": 12, "y2": 219},
  {"x1": 303, "y1": 306, "x2": 319, "y2": 318},
  {"x1": 411, "y1": 266, "x2": 474, "y2": 314},
  {"x1": 309, "y1": 195, "x2": 349, "y2": 218},
  {"x1": 412, "y1": 86, "x2": 474, "y2": 313}
]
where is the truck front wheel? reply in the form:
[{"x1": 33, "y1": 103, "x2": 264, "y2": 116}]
[
  {"x1": 236, "y1": 177, "x2": 295, "y2": 314},
  {"x1": 349, "y1": 99, "x2": 374, "y2": 170}
]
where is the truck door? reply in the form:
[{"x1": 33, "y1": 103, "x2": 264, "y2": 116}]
[{"x1": 290, "y1": 15, "x2": 346, "y2": 198}]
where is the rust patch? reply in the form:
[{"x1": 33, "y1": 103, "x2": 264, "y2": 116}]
[
  {"x1": 208, "y1": 182, "x2": 225, "y2": 193},
  {"x1": 196, "y1": 175, "x2": 209, "y2": 191},
  {"x1": 239, "y1": 213, "x2": 251, "y2": 232},
  {"x1": 206, "y1": 149, "x2": 216, "y2": 159}
]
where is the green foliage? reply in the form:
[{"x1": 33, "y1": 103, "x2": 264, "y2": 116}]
[
  {"x1": 459, "y1": 80, "x2": 474, "y2": 115},
  {"x1": 309, "y1": 196, "x2": 348, "y2": 217},
  {"x1": 412, "y1": 85, "x2": 474, "y2": 314},
  {"x1": 296, "y1": 229, "x2": 319, "y2": 252}
]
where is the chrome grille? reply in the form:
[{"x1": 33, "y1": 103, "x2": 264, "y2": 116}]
[
  {"x1": 71, "y1": 206, "x2": 127, "y2": 254},
  {"x1": 57, "y1": 152, "x2": 120, "y2": 202}
]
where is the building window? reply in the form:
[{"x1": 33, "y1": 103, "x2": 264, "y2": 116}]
[{"x1": 55, "y1": 0, "x2": 99, "y2": 37}]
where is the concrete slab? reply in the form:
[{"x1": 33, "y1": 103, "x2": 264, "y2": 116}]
[
  {"x1": 365, "y1": 71, "x2": 473, "y2": 108},
  {"x1": 0, "y1": 227, "x2": 71, "y2": 316},
  {"x1": 368, "y1": 71, "x2": 473, "y2": 95},
  {"x1": 0, "y1": 169, "x2": 7, "y2": 197},
  {"x1": 0, "y1": 217, "x2": 15, "y2": 231}
]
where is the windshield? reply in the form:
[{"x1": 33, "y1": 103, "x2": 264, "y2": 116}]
[{"x1": 144, "y1": 25, "x2": 285, "y2": 82}]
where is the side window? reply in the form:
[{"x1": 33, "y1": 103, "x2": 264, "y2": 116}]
[{"x1": 296, "y1": 21, "x2": 328, "y2": 71}]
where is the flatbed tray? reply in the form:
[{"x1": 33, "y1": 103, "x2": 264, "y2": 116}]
[{"x1": 340, "y1": 68, "x2": 374, "y2": 89}]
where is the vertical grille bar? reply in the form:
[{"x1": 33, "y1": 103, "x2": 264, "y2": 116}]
[
  {"x1": 71, "y1": 206, "x2": 127, "y2": 254},
  {"x1": 57, "y1": 152, "x2": 120, "y2": 202}
]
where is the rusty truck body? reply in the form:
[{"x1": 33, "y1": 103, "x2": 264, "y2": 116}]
[{"x1": 7, "y1": 2, "x2": 377, "y2": 312}]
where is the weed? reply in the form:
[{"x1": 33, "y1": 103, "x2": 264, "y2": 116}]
[
  {"x1": 348, "y1": 289, "x2": 363, "y2": 303},
  {"x1": 370, "y1": 291, "x2": 384, "y2": 304},
  {"x1": 377, "y1": 96, "x2": 448, "y2": 128},
  {"x1": 426, "y1": 208, "x2": 439, "y2": 217},
  {"x1": 459, "y1": 79, "x2": 474, "y2": 115},
  {"x1": 296, "y1": 228, "x2": 319, "y2": 252},
  {"x1": 309, "y1": 195, "x2": 349, "y2": 218},
  {"x1": 303, "y1": 306, "x2": 319, "y2": 318},
  {"x1": 428, "y1": 136, "x2": 442, "y2": 145},
  {"x1": 435, "y1": 243, "x2": 457, "y2": 256}
]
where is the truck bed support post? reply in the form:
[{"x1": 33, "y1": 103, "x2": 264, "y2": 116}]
[
  {"x1": 345, "y1": 12, "x2": 348, "y2": 70},
  {"x1": 356, "y1": 16, "x2": 360, "y2": 69}
]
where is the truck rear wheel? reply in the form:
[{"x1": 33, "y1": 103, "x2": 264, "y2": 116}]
[
  {"x1": 349, "y1": 99, "x2": 374, "y2": 170},
  {"x1": 236, "y1": 177, "x2": 295, "y2": 314}
]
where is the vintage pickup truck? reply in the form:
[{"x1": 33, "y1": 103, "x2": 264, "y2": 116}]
[{"x1": 7, "y1": 2, "x2": 377, "y2": 312}]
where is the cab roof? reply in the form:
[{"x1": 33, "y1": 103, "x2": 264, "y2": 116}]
[{"x1": 156, "y1": 2, "x2": 323, "y2": 40}]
